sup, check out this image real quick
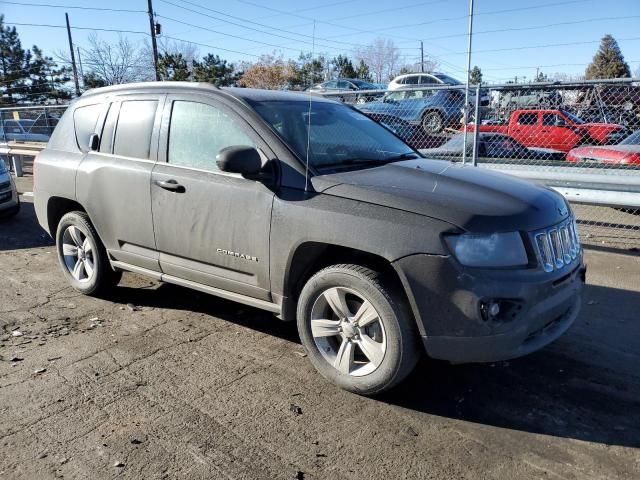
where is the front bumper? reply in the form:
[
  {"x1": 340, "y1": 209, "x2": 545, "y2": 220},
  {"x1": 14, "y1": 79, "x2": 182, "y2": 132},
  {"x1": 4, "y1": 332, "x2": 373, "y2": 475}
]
[
  {"x1": 0, "y1": 173, "x2": 19, "y2": 214},
  {"x1": 393, "y1": 253, "x2": 585, "y2": 363}
]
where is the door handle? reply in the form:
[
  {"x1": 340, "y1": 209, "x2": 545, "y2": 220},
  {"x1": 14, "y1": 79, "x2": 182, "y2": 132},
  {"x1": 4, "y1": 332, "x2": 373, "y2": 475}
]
[{"x1": 155, "y1": 179, "x2": 185, "y2": 193}]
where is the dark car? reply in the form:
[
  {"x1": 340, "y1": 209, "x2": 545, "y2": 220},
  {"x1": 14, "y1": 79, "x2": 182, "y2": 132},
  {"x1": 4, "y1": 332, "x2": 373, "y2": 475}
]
[
  {"x1": 422, "y1": 132, "x2": 566, "y2": 162},
  {"x1": 358, "y1": 88, "x2": 465, "y2": 134},
  {"x1": 307, "y1": 78, "x2": 383, "y2": 104},
  {"x1": 34, "y1": 83, "x2": 584, "y2": 395},
  {"x1": 364, "y1": 112, "x2": 448, "y2": 149}
]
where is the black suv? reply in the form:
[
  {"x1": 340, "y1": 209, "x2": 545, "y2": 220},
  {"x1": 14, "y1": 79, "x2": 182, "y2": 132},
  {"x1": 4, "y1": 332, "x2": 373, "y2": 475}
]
[{"x1": 34, "y1": 83, "x2": 584, "y2": 395}]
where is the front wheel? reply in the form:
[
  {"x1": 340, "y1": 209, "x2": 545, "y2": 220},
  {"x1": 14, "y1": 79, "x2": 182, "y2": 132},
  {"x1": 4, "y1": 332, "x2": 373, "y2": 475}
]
[
  {"x1": 55, "y1": 211, "x2": 122, "y2": 295},
  {"x1": 297, "y1": 265, "x2": 419, "y2": 395}
]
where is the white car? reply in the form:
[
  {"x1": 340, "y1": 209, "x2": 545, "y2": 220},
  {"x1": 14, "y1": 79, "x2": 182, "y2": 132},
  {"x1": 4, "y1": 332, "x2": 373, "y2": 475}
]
[
  {"x1": 0, "y1": 158, "x2": 20, "y2": 218},
  {"x1": 388, "y1": 72, "x2": 463, "y2": 90},
  {"x1": 389, "y1": 72, "x2": 490, "y2": 106}
]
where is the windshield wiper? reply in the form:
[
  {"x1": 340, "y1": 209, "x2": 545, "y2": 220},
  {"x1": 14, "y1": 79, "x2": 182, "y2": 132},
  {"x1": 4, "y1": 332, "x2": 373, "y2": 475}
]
[{"x1": 383, "y1": 152, "x2": 421, "y2": 161}]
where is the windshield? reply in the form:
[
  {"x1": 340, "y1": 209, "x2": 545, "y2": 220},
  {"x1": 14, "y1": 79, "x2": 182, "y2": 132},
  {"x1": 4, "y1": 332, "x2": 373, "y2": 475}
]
[
  {"x1": 247, "y1": 99, "x2": 416, "y2": 171},
  {"x1": 433, "y1": 73, "x2": 461, "y2": 85},
  {"x1": 351, "y1": 80, "x2": 376, "y2": 89},
  {"x1": 560, "y1": 110, "x2": 585, "y2": 124},
  {"x1": 621, "y1": 129, "x2": 640, "y2": 145}
]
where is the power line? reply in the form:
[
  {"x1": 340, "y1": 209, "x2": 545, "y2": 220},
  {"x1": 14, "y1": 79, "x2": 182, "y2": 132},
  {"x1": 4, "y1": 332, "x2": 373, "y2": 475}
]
[
  {"x1": 419, "y1": 15, "x2": 640, "y2": 42},
  {"x1": 5, "y1": 21, "x2": 149, "y2": 36},
  {"x1": 0, "y1": 0, "x2": 146, "y2": 13}
]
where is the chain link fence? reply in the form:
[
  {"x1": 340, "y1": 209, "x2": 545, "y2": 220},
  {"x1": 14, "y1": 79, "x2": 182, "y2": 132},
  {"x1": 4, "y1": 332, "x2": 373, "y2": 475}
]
[
  {"x1": 2, "y1": 83, "x2": 639, "y2": 250},
  {"x1": 320, "y1": 79, "x2": 640, "y2": 250}
]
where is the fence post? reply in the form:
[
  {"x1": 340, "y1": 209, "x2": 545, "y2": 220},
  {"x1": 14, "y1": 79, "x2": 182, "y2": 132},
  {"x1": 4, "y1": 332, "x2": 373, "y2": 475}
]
[
  {"x1": 11, "y1": 155, "x2": 23, "y2": 177},
  {"x1": 472, "y1": 83, "x2": 481, "y2": 167}
]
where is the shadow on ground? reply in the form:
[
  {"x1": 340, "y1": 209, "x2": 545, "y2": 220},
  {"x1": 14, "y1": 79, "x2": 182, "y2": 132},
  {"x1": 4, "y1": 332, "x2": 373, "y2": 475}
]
[{"x1": 103, "y1": 279, "x2": 640, "y2": 450}]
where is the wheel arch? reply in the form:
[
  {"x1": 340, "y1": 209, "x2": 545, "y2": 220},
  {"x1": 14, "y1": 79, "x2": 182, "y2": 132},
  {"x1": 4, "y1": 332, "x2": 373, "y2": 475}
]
[
  {"x1": 280, "y1": 242, "x2": 413, "y2": 324},
  {"x1": 46, "y1": 196, "x2": 86, "y2": 236}
]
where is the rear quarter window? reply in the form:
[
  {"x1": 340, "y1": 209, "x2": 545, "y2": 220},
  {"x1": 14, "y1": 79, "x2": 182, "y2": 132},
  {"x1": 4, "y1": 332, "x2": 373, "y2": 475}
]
[{"x1": 73, "y1": 103, "x2": 107, "y2": 151}]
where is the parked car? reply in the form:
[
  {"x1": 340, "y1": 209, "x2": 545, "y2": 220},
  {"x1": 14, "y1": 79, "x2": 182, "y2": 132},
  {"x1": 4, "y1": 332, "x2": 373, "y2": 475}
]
[
  {"x1": 307, "y1": 78, "x2": 382, "y2": 104},
  {"x1": 468, "y1": 109, "x2": 627, "y2": 152},
  {"x1": 389, "y1": 72, "x2": 463, "y2": 90},
  {"x1": 421, "y1": 132, "x2": 565, "y2": 162},
  {"x1": 389, "y1": 72, "x2": 490, "y2": 105},
  {"x1": 358, "y1": 88, "x2": 465, "y2": 134},
  {"x1": 0, "y1": 158, "x2": 20, "y2": 218},
  {"x1": 566, "y1": 129, "x2": 640, "y2": 165},
  {"x1": 35, "y1": 83, "x2": 584, "y2": 395},
  {"x1": 0, "y1": 119, "x2": 51, "y2": 142},
  {"x1": 363, "y1": 112, "x2": 448, "y2": 149}
]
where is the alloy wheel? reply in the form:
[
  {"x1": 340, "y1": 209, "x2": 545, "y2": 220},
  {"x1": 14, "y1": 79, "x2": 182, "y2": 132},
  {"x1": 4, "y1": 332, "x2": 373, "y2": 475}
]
[
  {"x1": 61, "y1": 225, "x2": 96, "y2": 283},
  {"x1": 310, "y1": 286, "x2": 386, "y2": 377}
]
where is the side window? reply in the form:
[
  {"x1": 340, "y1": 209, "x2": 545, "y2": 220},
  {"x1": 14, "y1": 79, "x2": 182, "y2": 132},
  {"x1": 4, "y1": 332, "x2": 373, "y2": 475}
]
[
  {"x1": 517, "y1": 113, "x2": 538, "y2": 126},
  {"x1": 543, "y1": 113, "x2": 566, "y2": 126},
  {"x1": 420, "y1": 75, "x2": 436, "y2": 84},
  {"x1": 168, "y1": 101, "x2": 255, "y2": 173},
  {"x1": 73, "y1": 103, "x2": 107, "y2": 151},
  {"x1": 113, "y1": 100, "x2": 158, "y2": 159},
  {"x1": 337, "y1": 80, "x2": 351, "y2": 89},
  {"x1": 404, "y1": 75, "x2": 419, "y2": 85},
  {"x1": 324, "y1": 80, "x2": 338, "y2": 89}
]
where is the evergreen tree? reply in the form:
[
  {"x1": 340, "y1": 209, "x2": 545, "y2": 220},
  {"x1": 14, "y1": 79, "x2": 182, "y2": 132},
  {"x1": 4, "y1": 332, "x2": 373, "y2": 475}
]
[
  {"x1": 28, "y1": 46, "x2": 71, "y2": 104},
  {"x1": 585, "y1": 34, "x2": 631, "y2": 79},
  {"x1": 332, "y1": 55, "x2": 356, "y2": 78},
  {"x1": 157, "y1": 52, "x2": 190, "y2": 81},
  {"x1": 0, "y1": 15, "x2": 30, "y2": 104},
  {"x1": 354, "y1": 59, "x2": 371, "y2": 81},
  {"x1": 470, "y1": 66, "x2": 482, "y2": 85},
  {"x1": 192, "y1": 54, "x2": 238, "y2": 86},
  {"x1": 82, "y1": 72, "x2": 107, "y2": 90},
  {"x1": 292, "y1": 53, "x2": 325, "y2": 88}
]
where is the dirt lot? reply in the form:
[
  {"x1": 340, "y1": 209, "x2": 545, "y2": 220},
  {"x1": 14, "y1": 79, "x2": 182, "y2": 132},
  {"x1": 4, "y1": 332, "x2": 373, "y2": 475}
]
[{"x1": 1, "y1": 176, "x2": 639, "y2": 480}]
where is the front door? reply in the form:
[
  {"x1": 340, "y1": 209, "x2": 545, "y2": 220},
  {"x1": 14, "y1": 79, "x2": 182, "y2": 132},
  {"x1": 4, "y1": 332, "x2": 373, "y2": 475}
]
[{"x1": 151, "y1": 95, "x2": 275, "y2": 301}]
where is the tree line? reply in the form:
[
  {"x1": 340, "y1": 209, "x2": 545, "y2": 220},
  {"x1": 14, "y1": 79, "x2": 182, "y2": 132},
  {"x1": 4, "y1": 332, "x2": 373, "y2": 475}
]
[{"x1": 1, "y1": 13, "x2": 637, "y2": 106}]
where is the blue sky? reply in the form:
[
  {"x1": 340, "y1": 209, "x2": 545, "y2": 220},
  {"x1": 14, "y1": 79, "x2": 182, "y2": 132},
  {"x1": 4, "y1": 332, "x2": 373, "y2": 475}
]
[{"x1": 3, "y1": 0, "x2": 640, "y2": 83}]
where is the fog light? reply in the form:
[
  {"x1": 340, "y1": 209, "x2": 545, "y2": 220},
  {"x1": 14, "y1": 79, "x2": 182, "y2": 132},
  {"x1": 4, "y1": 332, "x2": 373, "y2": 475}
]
[{"x1": 480, "y1": 300, "x2": 501, "y2": 321}]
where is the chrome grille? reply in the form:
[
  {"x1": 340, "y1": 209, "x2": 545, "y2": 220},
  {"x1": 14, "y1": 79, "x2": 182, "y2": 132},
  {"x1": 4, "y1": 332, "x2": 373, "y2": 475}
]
[{"x1": 533, "y1": 218, "x2": 580, "y2": 273}]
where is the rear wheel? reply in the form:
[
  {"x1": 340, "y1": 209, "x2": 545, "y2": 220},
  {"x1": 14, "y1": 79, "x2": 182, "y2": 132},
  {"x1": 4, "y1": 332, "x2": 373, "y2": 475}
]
[
  {"x1": 297, "y1": 264, "x2": 419, "y2": 395},
  {"x1": 422, "y1": 111, "x2": 444, "y2": 134},
  {"x1": 55, "y1": 211, "x2": 122, "y2": 295}
]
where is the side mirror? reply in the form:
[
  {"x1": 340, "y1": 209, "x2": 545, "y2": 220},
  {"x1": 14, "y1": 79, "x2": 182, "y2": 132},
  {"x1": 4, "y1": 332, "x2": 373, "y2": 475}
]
[
  {"x1": 216, "y1": 146, "x2": 262, "y2": 177},
  {"x1": 88, "y1": 133, "x2": 100, "y2": 151}
]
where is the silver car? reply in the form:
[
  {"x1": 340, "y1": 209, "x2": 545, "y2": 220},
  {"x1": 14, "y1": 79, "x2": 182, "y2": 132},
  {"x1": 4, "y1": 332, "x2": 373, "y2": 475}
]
[{"x1": 0, "y1": 158, "x2": 20, "y2": 218}]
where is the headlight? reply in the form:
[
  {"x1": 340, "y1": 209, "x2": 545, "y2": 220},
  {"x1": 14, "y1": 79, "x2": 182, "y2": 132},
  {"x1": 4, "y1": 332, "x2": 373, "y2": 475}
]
[{"x1": 446, "y1": 232, "x2": 528, "y2": 267}]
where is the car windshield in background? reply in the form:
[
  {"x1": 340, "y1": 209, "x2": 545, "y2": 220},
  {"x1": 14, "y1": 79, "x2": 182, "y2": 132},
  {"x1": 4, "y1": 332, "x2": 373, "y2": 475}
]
[
  {"x1": 247, "y1": 99, "x2": 417, "y2": 171},
  {"x1": 351, "y1": 80, "x2": 377, "y2": 89},
  {"x1": 433, "y1": 73, "x2": 461, "y2": 85},
  {"x1": 620, "y1": 130, "x2": 640, "y2": 145},
  {"x1": 561, "y1": 110, "x2": 585, "y2": 124}
]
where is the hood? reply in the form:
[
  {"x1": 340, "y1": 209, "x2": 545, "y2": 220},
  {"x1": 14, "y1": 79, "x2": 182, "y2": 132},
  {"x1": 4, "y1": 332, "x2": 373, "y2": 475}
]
[{"x1": 311, "y1": 159, "x2": 569, "y2": 232}]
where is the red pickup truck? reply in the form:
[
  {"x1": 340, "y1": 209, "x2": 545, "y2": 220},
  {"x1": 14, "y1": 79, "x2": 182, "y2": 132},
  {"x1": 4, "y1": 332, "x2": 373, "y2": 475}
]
[{"x1": 467, "y1": 109, "x2": 627, "y2": 153}]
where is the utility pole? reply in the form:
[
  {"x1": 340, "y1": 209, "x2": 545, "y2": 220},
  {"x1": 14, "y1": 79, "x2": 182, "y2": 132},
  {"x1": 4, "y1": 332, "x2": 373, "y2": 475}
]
[
  {"x1": 420, "y1": 41, "x2": 424, "y2": 73},
  {"x1": 148, "y1": 0, "x2": 160, "y2": 81},
  {"x1": 462, "y1": 0, "x2": 474, "y2": 165},
  {"x1": 65, "y1": 13, "x2": 80, "y2": 97}
]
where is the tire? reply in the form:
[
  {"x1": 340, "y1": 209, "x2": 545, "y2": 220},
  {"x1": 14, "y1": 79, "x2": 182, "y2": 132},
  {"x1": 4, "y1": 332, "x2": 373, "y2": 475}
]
[
  {"x1": 0, "y1": 201, "x2": 20, "y2": 220},
  {"x1": 55, "y1": 211, "x2": 122, "y2": 295},
  {"x1": 297, "y1": 264, "x2": 419, "y2": 395},
  {"x1": 422, "y1": 111, "x2": 444, "y2": 134}
]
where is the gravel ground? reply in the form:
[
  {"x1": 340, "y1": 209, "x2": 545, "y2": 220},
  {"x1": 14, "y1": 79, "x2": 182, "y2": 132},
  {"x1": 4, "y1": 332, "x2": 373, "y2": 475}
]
[{"x1": 1, "y1": 176, "x2": 639, "y2": 480}]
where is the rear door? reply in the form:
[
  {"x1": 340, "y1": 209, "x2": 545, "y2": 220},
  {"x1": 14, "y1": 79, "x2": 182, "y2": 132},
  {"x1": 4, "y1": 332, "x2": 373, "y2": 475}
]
[
  {"x1": 510, "y1": 112, "x2": 539, "y2": 147},
  {"x1": 76, "y1": 95, "x2": 164, "y2": 272},
  {"x1": 150, "y1": 94, "x2": 275, "y2": 300}
]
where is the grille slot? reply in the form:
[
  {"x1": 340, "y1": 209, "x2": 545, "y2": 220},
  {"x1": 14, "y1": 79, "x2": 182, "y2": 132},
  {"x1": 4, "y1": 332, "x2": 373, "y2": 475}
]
[{"x1": 533, "y1": 218, "x2": 580, "y2": 273}]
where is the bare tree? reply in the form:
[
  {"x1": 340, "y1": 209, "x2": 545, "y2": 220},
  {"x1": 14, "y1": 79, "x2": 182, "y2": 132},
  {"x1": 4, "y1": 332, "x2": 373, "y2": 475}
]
[
  {"x1": 83, "y1": 33, "x2": 152, "y2": 85},
  {"x1": 238, "y1": 54, "x2": 295, "y2": 90},
  {"x1": 355, "y1": 38, "x2": 401, "y2": 83}
]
